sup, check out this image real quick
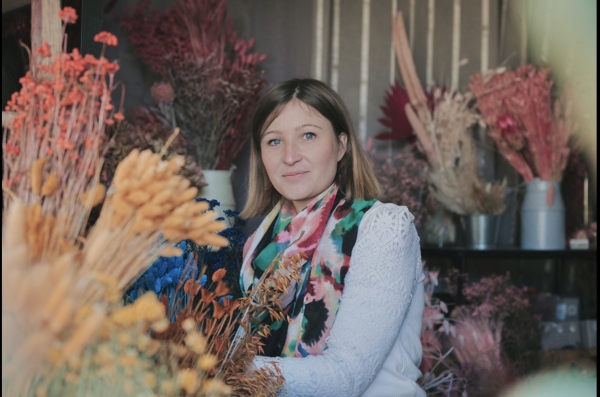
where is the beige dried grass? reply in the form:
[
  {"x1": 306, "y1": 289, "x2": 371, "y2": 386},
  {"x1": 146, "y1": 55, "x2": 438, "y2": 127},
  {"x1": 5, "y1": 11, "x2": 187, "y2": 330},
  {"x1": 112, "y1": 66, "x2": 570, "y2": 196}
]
[
  {"x1": 393, "y1": 12, "x2": 507, "y2": 215},
  {"x1": 2, "y1": 146, "x2": 231, "y2": 395}
]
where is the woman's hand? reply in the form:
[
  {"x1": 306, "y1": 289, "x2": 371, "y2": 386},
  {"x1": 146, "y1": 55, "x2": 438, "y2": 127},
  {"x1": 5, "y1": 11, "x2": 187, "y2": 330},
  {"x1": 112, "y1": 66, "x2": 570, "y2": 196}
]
[{"x1": 245, "y1": 360, "x2": 259, "y2": 375}]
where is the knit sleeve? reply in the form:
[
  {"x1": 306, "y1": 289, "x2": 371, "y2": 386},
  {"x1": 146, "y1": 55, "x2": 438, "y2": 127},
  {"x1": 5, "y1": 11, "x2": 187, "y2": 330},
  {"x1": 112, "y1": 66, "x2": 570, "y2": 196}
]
[{"x1": 253, "y1": 204, "x2": 423, "y2": 397}]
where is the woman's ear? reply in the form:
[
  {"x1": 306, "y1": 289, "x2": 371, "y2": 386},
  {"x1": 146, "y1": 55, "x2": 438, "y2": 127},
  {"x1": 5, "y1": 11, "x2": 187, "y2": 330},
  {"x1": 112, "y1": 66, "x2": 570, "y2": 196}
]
[{"x1": 337, "y1": 133, "x2": 348, "y2": 161}]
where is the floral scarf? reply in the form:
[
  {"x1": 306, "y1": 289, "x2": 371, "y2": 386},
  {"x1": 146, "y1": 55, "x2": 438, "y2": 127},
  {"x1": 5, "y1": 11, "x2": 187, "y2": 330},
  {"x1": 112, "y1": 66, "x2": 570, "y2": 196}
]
[{"x1": 240, "y1": 184, "x2": 376, "y2": 357}]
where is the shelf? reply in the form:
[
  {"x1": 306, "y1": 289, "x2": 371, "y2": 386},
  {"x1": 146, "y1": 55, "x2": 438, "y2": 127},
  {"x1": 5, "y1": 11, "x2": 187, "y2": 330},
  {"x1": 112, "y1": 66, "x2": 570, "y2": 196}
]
[
  {"x1": 421, "y1": 246, "x2": 597, "y2": 261},
  {"x1": 420, "y1": 246, "x2": 597, "y2": 301}
]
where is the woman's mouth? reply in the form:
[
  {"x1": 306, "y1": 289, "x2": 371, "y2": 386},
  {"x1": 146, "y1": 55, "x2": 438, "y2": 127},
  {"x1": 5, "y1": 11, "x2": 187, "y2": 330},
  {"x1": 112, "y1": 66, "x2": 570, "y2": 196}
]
[{"x1": 283, "y1": 171, "x2": 308, "y2": 180}]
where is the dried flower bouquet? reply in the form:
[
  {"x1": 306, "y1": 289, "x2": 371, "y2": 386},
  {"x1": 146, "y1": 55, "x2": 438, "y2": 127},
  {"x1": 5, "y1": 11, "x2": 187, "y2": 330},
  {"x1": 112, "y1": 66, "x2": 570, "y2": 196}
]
[
  {"x1": 366, "y1": 139, "x2": 433, "y2": 228},
  {"x1": 469, "y1": 65, "x2": 575, "y2": 182},
  {"x1": 392, "y1": 12, "x2": 507, "y2": 215},
  {"x1": 2, "y1": 8, "x2": 291, "y2": 397},
  {"x1": 418, "y1": 267, "x2": 541, "y2": 396},
  {"x1": 121, "y1": 0, "x2": 267, "y2": 171}
]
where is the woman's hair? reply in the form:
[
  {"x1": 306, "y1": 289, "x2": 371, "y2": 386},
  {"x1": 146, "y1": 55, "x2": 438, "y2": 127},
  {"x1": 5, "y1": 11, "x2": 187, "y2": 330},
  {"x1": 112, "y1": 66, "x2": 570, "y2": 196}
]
[{"x1": 241, "y1": 78, "x2": 381, "y2": 218}]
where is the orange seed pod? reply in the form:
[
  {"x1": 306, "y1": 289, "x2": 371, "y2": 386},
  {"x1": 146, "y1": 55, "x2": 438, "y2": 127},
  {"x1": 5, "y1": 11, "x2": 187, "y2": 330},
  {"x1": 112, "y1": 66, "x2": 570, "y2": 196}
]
[
  {"x1": 126, "y1": 190, "x2": 151, "y2": 206},
  {"x1": 81, "y1": 184, "x2": 106, "y2": 208},
  {"x1": 31, "y1": 158, "x2": 48, "y2": 195},
  {"x1": 158, "y1": 247, "x2": 184, "y2": 257},
  {"x1": 41, "y1": 174, "x2": 60, "y2": 196},
  {"x1": 178, "y1": 187, "x2": 198, "y2": 203}
]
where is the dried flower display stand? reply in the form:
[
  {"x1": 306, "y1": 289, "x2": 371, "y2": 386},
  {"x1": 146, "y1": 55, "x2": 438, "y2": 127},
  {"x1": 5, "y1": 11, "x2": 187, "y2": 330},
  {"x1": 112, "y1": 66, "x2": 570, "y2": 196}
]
[{"x1": 521, "y1": 179, "x2": 566, "y2": 249}]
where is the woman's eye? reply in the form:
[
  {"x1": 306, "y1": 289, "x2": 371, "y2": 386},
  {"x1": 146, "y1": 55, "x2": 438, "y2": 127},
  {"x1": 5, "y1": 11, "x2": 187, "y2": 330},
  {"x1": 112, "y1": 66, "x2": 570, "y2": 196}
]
[
  {"x1": 267, "y1": 138, "x2": 282, "y2": 146},
  {"x1": 303, "y1": 132, "x2": 316, "y2": 140}
]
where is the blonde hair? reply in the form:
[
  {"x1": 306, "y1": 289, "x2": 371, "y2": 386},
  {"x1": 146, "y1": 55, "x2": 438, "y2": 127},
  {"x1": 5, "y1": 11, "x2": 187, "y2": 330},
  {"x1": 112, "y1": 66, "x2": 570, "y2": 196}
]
[{"x1": 241, "y1": 78, "x2": 381, "y2": 218}]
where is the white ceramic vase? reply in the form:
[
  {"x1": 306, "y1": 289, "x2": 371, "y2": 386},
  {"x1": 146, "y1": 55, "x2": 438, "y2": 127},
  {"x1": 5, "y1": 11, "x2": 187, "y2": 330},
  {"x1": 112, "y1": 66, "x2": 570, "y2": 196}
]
[
  {"x1": 520, "y1": 178, "x2": 566, "y2": 250},
  {"x1": 198, "y1": 169, "x2": 236, "y2": 220}
]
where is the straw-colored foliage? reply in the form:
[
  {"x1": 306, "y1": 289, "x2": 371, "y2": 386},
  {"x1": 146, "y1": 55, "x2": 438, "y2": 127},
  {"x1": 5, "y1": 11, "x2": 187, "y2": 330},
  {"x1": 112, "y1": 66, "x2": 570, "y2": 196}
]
[{"x1": 392, "y1": 12, "x2": 506, "y2": 215}]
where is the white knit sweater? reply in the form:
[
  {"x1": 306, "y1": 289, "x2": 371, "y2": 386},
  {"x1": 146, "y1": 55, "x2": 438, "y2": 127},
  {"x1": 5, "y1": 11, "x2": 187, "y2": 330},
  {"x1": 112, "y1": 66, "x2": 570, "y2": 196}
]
[{"x1": 253, "y1": 202, "x2": 426, "y2": 397}]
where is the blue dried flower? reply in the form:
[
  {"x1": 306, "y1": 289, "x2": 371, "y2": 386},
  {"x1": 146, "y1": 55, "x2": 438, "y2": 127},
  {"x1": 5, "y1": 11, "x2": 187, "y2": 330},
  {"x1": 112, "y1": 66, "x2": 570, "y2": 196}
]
[{"x1": 125, "y1": 200, "x2": 247, "y2": 320}]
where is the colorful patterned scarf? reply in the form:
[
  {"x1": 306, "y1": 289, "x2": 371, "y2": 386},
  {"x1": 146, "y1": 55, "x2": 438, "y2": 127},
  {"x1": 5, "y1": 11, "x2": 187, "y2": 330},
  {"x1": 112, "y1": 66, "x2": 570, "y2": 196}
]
[{"x1": 240, "y1": 184, "x2": 376, "y2": 357}]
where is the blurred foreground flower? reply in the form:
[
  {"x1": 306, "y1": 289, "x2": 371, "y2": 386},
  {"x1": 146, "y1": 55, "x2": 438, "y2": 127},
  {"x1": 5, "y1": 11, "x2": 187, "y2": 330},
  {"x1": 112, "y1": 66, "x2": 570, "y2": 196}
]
[{"x1": 2, "y1": 8, "x2": 288, "y2": 397}]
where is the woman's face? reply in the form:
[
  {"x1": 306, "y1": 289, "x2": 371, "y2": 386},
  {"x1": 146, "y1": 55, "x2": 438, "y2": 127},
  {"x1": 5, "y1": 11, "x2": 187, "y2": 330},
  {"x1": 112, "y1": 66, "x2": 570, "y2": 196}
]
[{"x1": 261, "y1": 100, "x2": 347, "y2": 213}]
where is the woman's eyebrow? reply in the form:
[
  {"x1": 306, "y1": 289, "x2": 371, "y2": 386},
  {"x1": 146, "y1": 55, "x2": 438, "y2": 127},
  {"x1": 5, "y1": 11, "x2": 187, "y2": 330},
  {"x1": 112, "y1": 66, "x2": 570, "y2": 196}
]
[
  {"x1": 262, "y1": 129, "x2": 282, "y2": 137},
  {"x1": 295, "y1": 123, "x2": 323, "y2": 131}
]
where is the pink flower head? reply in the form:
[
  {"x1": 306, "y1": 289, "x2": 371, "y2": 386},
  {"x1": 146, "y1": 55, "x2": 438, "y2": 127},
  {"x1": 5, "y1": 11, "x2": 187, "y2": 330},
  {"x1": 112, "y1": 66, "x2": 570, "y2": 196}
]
[
  {"x1": 58, "y1": 7, "x2": 78, "y2": 24},
  {"x1": 94, "y1": 32, "x2": 118, "y2": 47},
  {"x1": 150, "y1": 82, "x2": 175, "y2": 104},
  {"x1": 497, "y1": 114, "x2": 515, "y2": 130},
  {"x1": 497, "y1": 114, "x2": 525, "y2": 151}
]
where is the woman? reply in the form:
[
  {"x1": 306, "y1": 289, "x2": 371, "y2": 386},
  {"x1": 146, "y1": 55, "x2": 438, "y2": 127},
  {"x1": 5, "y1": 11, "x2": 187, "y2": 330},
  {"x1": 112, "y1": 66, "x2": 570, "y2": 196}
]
[{"x1": 240, "y1": 78, "x2": 425, "y2": 397}]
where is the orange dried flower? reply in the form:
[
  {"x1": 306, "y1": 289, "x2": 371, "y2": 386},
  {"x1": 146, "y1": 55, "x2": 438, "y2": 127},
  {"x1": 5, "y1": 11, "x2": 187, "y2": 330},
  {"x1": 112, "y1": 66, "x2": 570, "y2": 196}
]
[
  {"x1": 211, "y1": 268, "x2": 226, "y2": 283},
  {"x1": 214, "y1": 280, "x2": 229, "y2": 297},
  {"x1": 93, "y1": 32, "x2": 118, "y2": 47},
  {"x1": 183, "y1": 279, "x2": 194, "y2": 294},
  {"x1": 58, "y1": 7, "x2": 78, "y2": 24},
  {"x1": 113, "y1": 112, "x2": 125, "y2": 121},
  {"x1": 36, "y1": 42, "x2": 52, "y2": 58},
  {"x1": 104, "y1": 62, "x2": 120, "y2": 75}
]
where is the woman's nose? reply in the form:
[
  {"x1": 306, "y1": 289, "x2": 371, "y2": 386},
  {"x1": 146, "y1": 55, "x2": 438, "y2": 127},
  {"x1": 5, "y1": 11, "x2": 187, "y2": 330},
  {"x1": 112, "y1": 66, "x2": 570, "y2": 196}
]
[{"x1": 283, "y1": 141, "x2": 302, "y2": 165}]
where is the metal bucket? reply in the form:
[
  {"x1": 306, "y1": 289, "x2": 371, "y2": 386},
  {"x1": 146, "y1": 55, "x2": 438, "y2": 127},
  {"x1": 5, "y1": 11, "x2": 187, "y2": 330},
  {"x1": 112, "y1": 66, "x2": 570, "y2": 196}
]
[{"x1": 461, "y1": 214, "x2": 500, "y2": 250}]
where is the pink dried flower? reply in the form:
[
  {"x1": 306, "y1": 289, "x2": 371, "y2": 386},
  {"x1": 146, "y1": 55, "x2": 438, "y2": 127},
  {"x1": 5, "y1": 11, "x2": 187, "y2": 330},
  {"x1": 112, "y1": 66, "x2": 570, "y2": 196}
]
[
  {"x1": 150, "y1": 82, "x2": 175, "y2": 104},
  {"x1": 470, "y1": 65, "x2": 575, "y2": 182}
]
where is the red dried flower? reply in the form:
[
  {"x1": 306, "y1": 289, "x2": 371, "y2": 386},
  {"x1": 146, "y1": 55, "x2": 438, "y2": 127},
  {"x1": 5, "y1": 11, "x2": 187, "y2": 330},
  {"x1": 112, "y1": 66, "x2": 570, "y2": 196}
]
[{"x1": 376, "y1": 80, "x2": 414, "y2": 141}]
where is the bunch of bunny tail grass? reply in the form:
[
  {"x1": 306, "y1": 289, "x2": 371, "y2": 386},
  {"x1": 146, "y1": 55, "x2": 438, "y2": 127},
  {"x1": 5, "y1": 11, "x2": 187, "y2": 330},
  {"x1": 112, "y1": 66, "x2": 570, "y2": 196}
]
[{"x1": 2, "y1": 139, "x2": 235, "y2": 392}]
